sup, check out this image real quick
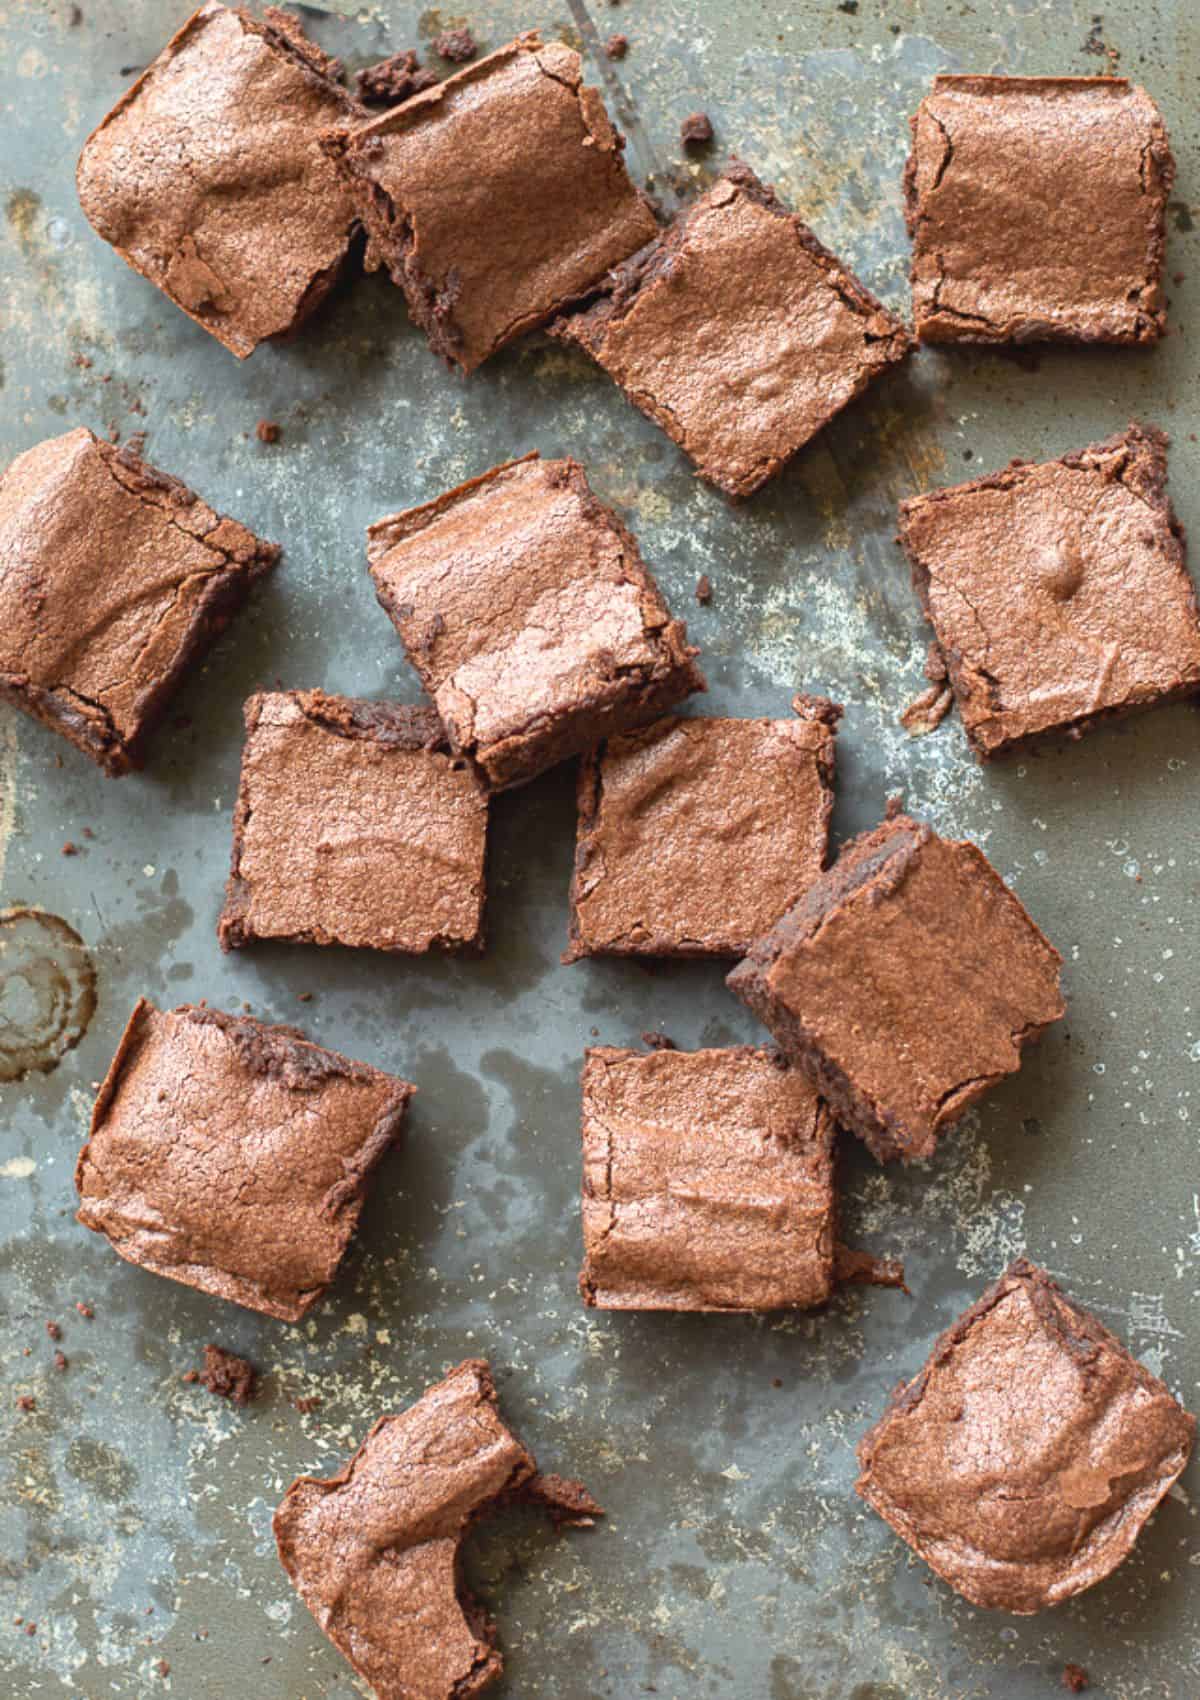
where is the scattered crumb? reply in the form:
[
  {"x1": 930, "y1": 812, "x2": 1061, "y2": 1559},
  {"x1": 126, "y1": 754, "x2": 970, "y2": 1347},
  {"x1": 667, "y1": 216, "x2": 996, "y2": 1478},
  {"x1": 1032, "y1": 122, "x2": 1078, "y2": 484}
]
[
  {"x1": 641, "y1": 1031, "x2": 676, "y2": 1051},
  {"x1": 527, "y1": 1472, "x2": 604, "y2": 1530},
  {"x1": 196, "y1": 1345, "x2": 259, "y2": 1406},
  {"x1": 73, "y1": 352, "x2": 92, "y2": 369},
  {"x1": 82, "y1": 826, "x2": 95, "y2": 839},
  {"x1": 433, "y1": 26, "x2": 476, "y2": 61},
  {"x1": 680, "y1": 112, "x2": 714, "y2": 149},
  {"x1": 156, "y1": 1660, "x2": 170, "y2": 1679},
  {"x1": 772, "y1": 1377, "x2": 783, "y2": 1388},
  {"x1": 297, "y1": 991, "x2": 313, "y2": 1003},
  {"x1": 75, "y1": 1301, "x2": 94, "y2": 1318},
  {"x1": 695, "y1": 573, "x2": 712, "y2": 604},
  {"x1": 605, "y1": 32, "x2": 628, "y2": 58},
  {"x1": 884, "y1": 792, "x2": 904, "y2": 820},
  {"x1": 24, "y1": 1622, "x2": 36, "y2": 1636},
  {"x1": 293, "y1": 1395, "x2": 321, "y2": 1414},
  {"x1": 16, "y1": 1396, "x2": 36, "y2": 1413},
  {"x1": 356, "y1": 51, "x2": 438, "y2": 105},
  {"x1": 255, "y1": 419, "x2": 280, "y2": 445},
  {"x1": 45, "y1": 1321, "x2": 62, "y2": 1341},
  {"x1": 68, "y1": 3, "x2": 83, "y2": 23},
  {"x1": 61, "y1": 841, "x2": 78, "y2": 856},
  {"x1": 1062, "y1": 1667, "x2": 1089, "y2": 1695},
  {"x1": 53, "y1": 1352, "x2": 68, "y2": 1372},
  {"x1": 838, "y1": 0, "x2": 858, "y2": 12}
]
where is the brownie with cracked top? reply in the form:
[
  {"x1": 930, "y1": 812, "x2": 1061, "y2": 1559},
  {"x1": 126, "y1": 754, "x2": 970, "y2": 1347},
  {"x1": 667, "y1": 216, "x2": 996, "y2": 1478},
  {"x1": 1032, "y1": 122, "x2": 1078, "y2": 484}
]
[
  {"x1": 564, "y1": 698, "x2": 839, "y2": 961},
  {"x1": 219, "y1": 691, "x2": 488, "y2": 953},
  {"x1": 77, "y1": 3, "x2": 360, "y2": 358},
  {"x1": 905, "y1": 76, "x2": 1174, "y2": 344},
  {"x1": 580, "y1": 1045, "x2": 838, "y2": 1311},
  {"x1": 551, "y1": 163, "x2": 912, "y2": 497},
  {"x1": 0, "y1": 427, "x2": 278, "y2": 775},
  {"x1": 367, "y1": 453, "x2": 704, "y2": 792},
  {"x1": 728, "y1": 813, "x2": 1064, "y2": 1163},
  {"x1": 274, "y1": 1359, "x2": 600, "y2": 1700},
  {"x1": 321, "y1": 32, "x2": 657, "y2": 373},
  {"x1": 856, "y1": 1260, "x2": 1195, "y2": 1612},
  {"x1": 76, "y1": 998, "x2": 413, "y2": 1320},
  {"x1": 899, "y1": 424, "x2": 1200, "y2": 759}
]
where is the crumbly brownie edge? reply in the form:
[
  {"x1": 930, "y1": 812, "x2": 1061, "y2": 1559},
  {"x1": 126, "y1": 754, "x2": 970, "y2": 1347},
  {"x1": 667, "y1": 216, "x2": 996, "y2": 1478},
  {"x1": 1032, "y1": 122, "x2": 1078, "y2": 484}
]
[{"x1": 900, "y1": 424, "x2": 1200, "y2": 760}]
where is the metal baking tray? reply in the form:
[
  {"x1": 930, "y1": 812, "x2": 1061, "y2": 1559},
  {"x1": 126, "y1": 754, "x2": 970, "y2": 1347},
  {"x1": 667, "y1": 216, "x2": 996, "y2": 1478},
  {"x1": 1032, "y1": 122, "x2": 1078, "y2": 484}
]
[{"x1": 2, "y1": 1, "x2": 1197, "y2": 1695}]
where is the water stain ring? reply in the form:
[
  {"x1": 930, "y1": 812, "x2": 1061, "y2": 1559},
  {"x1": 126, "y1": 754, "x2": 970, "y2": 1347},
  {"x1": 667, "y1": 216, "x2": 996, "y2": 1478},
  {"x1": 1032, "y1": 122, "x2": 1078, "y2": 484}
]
[{"x1": 0, "y1": 906, "x2": 96, "y2": 1083}]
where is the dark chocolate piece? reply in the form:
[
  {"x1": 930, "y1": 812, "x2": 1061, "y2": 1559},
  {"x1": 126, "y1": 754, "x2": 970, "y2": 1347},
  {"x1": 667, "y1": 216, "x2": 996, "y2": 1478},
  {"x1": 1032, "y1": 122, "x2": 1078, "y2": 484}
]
[
  {"x1": 274, "y1": 1359, "x2": 599, "y2": 1700},
  {"x1": 77, "y1": 2, "x2": 360, "y2": 358},
  {"x1": 728, "y1": 813, "x2": 1064, "y2": 1163},
  {"x1": 367, "y1": 453, "x2": 704, "y2": 792},
  {"x1": 856, "y1": 1261, "x2": 1195, "y2": 1612},
  {"x1": 899, "y1": 424, "x2": 1200, "y2": 758},
  {"x1": 905, "y1": 76, "x2": 1174, "y2": 344},
  {"x1": 0, "y1": 427, "x2": 278, "y2": 775},
  {"x1": 322, "y1": 33, "x2": 657, "y2": 372},
  {"x1": 76, "y1": 998, "x2": 413, "y2": 1321},
  {"x1": 552, "y1": 164, "x2": 912, "y2": 498},
  {"x1": 580, "y1": 1045, "x2": 837, "y2": 1311},
  {"x1": 565, "y1": 702, "x2": 838, "y2": 960},
  {"x1": 219, "y1": 691, "x2": 488, "y2": 953}
]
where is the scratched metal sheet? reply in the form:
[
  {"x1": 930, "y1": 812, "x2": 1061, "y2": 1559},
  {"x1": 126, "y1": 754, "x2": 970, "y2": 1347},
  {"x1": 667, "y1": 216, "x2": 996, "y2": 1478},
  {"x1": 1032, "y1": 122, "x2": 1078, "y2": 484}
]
[{"x1": 2, "y1": 0, "x2": 1199, "y2": 1696}]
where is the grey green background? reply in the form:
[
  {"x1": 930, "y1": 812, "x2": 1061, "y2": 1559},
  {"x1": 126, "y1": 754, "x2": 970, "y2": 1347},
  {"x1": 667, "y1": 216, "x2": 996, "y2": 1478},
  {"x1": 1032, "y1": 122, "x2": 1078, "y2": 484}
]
[{"x1": 2, "y1": 0, "x2": 1199, "y2": 1695}]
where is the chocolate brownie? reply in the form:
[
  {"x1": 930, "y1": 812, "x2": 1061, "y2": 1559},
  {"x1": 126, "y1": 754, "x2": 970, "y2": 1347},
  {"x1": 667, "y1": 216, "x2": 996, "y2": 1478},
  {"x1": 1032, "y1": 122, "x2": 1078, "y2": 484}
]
[
  {"x1": 905, "y1": 76, "x2": 1174, "y2": 344},
  {"x1": 321, "y1": 33, "x2": 657, "y2": 373},
  {"x1": 856, "y1": 1260, "x2": 1196, "y2": 1612},
  {"x1": 900, "y1": 424, "x2": 1200, "y2": 759},
  {"x1": 274, "y1": 1359, "x2": 599, "y2": 1700},
  {"x1": 580, "y1": 1046, "x2": 837, "y2": 1310},
  {"x1": 219, "y1": 692, "x2": 488, "y2": 953},
  {"x1": 0, "y1": 428, "x2": 278, "y2": 775},
  {"x1": 367, "y1": 453, "x2": 704, "y2": 792},
  {"x1": 564, "y1": 699, "x2": 839, "y2": 961},
  {"x1": 727, "y1": 813, "x2": 1064, "y2": 1163},
  {"x1": 77, "y1": 3, "x2": 360, "y2": 358},
  {"x1": 552, "y1": 164, "x2": 912, "y2": 498},
  {"x1": 196, "y1": 1343, "x2": 259, "y2": 1404},
  {"x1": 76, "y1": 999, "x2": 412, "y2": 1321}
]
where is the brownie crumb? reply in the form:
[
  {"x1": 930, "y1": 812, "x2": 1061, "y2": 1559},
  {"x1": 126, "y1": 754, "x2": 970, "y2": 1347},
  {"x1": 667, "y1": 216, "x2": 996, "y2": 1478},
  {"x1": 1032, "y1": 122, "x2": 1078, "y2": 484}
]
[
  {"x1": 681, "y1": 112, "x2": 714, "y2": 149},
  {"x1": 297, "y1": 991, "x2": 313, "y2": 1003},
  {"x1": 182, "y1": 1369, "x2": 200, "y2": 1384},
  {"x1": 293, "y1": 1395, "x2": 321, "y2": 1414},
  {"x1": 526, "y1": 1471, "x2": 604, "y2": 1529},
  {"x1": 838, "y1": 0, "x2": 859, "y2": 12},
  {"x1": 695, "y1": 573, "x2": 712, "y2": 604},
  {"x1": 356, "y1": 51, "x2": 438, "y2": 106},
  {"x1": 884, "y1": 792, "x2": 905, "y2": 820},
  {"x1": 75, "y1": 1301, "x2": 94, "y2": 1318},
  {"x1": 16, "y1": 1395, "x2": 36, "y2": 1412},
  {"x1": 255, "y1": 419, "x2": 280, "y2": 445},
  {"x1": 156, "y1": 1660, "x2": 170, "y2": 1679},
  {"x1": 45, "y1": 1321, "x2": 62, "y2": 1341},
  {"x1": 641, "y1": 1030, "x2": 677, "y2": 1051},
  {"x1": 605, "y1": 32, "x2": 628, "y2": 58},
  {"x1": 772, "y1": 1377, "x2": 783, "y2": 1388},
  {"x1": 53, "y1": 1352, "x2": 68, "y2": 1371},
  {"x1": 62, "y1": 841, "x2": 78, "y2": 856},
  {"x1": 68, "y1": 4, "x2": 83, "y2": 23},
  {"x1": 433, "y1": 27, "x2": 476, "y2": 62},
  {"x1": 24, "y1": 1621, "x2": 36, "y2": 1635},
  {"x1": 1062, "y1": 1667, "x2": 1089, "y2": 1694},
  {"x1": 197, "y1": 1344, "x2": 259, "y2": 1406}
]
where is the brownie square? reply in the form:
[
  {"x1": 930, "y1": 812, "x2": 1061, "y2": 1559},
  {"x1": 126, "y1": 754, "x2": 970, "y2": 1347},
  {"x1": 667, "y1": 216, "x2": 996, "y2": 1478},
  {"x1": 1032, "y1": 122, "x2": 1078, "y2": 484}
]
[
  {"x1": 551, "y1": 164, "x2": 912, "y2": 498},
  {"x1": 76, "y1": 3, "x2": 359, "y2": 359},
  {"x1": 75, "y1": 998, "x2": 413, "y2": 1321},
  {"x1": 275, "y1": 1359, "x2": 599, "y2": 1700},
  {"x1": 219, "y1": 691, "x2": 487, "y2": 953},
  {"x1": 580, "y1": 1046, "x2": 836, "y2": 1311},
  {"x1": 728, "y1": 813, "x2": 1064, "y2": 1163},
  {"x1": 905, "y1": 76, "x2": 1174, "y2": 345},
  {"x1": 321, "y1": 33, "x2": 657, "y2": 373},
  {"x1": 565, "y1": 699, "x2": 839, "y2": 961},
  {"x1": 900, "y1": 424, "x2": 1200, "y2": 759},
  {"x1": 0, "y1": 427, "x2": 278, "y2": 775},
  {"x1": 367, "y1": 453, "x2": 704, "y2": 792},
  {"x1": 856, "y1": 1260, "x2": 1196, "y2": 1613}
]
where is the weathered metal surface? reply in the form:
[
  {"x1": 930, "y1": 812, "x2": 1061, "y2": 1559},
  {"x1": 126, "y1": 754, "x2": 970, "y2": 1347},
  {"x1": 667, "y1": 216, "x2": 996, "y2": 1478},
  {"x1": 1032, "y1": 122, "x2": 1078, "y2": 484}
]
[{"x1": 2, "y1": 1, "x2": 1198, "y2": 1696}]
